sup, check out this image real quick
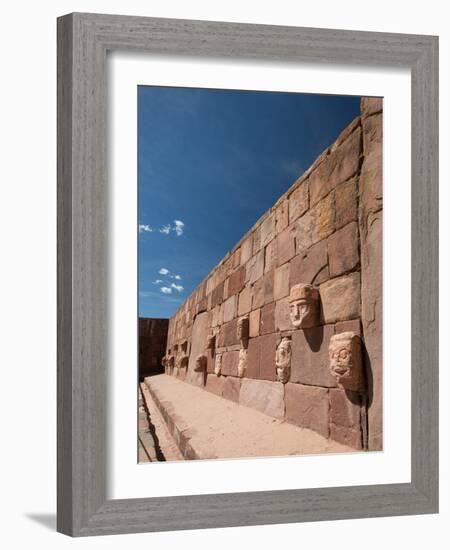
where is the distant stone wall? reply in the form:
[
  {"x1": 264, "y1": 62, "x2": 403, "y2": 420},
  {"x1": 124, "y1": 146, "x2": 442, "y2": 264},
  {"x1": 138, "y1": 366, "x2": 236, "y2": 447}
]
[
  {"x1": 164, "y1": 98, "x2": 382, "y2": 451},
  {"x1": 139, "y1": 318, "x2": 169, "y2": 380}
]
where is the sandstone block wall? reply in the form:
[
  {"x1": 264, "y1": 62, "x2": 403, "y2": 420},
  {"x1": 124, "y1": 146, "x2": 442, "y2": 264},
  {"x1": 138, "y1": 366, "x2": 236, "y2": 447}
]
[
  {"x1": 139, "y1": 318, "x2": 169, "y2": 380},
  {"x1": 164, "y1": 98, "x2": 383, "y2": 451}
]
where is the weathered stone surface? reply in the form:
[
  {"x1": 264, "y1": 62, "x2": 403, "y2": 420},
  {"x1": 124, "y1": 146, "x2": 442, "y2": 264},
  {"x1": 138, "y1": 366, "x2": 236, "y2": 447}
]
[
  {"x1": 221, "y1": 350, "x2": 239, "y2": 377},
  {"x1": 259, "y1": 333, "x2": 278, "y2": 381},
  {"x1": 291, "y1": 325, "x2": 337, "y2": 387},
  {"x1": 275, "y1": 199, "x2": 289, "y2": 234},
  {"x1": 309, "y1": 127, "x2": 362, "y2": 206},
  {"x1": 260, "y1": 213, "x2": 275, "y2": 249},
  {"x1": 359, "y1": 108, "x2": 383, "y2": 450},
  {"x1": 329, "y1": 332, "x2": 363, "y2": 392},
  {"x1": 273, "y1": 263, "x2": 290, "y2": 300},
  {"x1": 252, "y1": 277, "x2": 265, "y2": 309},
  {"x1": 329, "y1": 388, "x2": 363, "y2": 449},
  {"x1": 187, "y1": 312, "x2": 209, "y2": 386},
  {"x1": 238, "y1": 285, "x2": 252, "y2": 316},
  {"x1": 327, "y1": 221, "x2": 359, "y2": 277},
  {"x1": 260, "y1": 302, "x2": 275, "y2": 335},
  {"x1": 227, "y1": 265, "x2": 245, "y2": 297},
  {"x1": 252, "y1": 226, "x2": 262, "y2": 255},
  {"x1": 276, "y1": 225, "x2": 296, "y2": 266},
  {"x1": 288, "y1": 181, "x2": 309, "y2": 223},
  {"x1": 335, "y1": 177, "x2": 358, "y2": 230},
  {"x1": 205, "y1": 373, "x2": 225, "y2": 396},
  {"x1": 222, "y1": 376, "x2": 241, "y2": 403},
  {"x1": 222, "y1": 295, "x2": 237, "y2": 323},
  {"x1": 294, "y1": 211, "x2": 313, "y2": 254},
  {"x1": 275, "y1": 297, "x2": 291, "y2": 332},
  {"x1": 232, "y1": 247, "x2": 241, "y2": 268},
  {"x1": 335, "y1": 318, "x2": 361, "y2": 336},
  {"x1": 264, "y1": 270, "x2": 274, "y2": 304},
  {"x1": 247, "y1": 249, "x2": 265, "y2": 284},
  {"x1": 320, "y1": 273, "x2": 361, "y2": 324},
  {"x1": 211, "y1": 281, "x2": 224, "y2": 308},
  {"x1": 290, "y1": 238, "x2": 328, "y2": 287},
  {"x1": 239, "y1": 379, "x2": 285, "y2": 419},
  {"x1": 264, "y1": 239, "x2": 278, "y2": 273},
  {"x1": 218, "y1": 318, "x2": 239, "y2": 347},
  {"x1": 246, "y1": 336, "x2": 260, "y2": 379},
  {"x1": 311, "y1": 192, "x2": 335, "y2": 244},
  {"x1": 285, "y1": 383, "x2": 329, "y2": 438},
  {"x1": 249, "y1": 308, "x2": 260, "y2": 337},
  {"x1": 240, "y1": 235, "x2": 253, "y2": 265},
  {"x1": 361, "y1": 97, "x2": 382, "y2": 117}
]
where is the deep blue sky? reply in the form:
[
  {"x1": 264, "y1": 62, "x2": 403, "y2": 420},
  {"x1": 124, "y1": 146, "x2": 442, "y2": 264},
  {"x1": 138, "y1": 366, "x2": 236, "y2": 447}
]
[{"x1": 138, "y1": 86, "x2": 360, "y2": 318}]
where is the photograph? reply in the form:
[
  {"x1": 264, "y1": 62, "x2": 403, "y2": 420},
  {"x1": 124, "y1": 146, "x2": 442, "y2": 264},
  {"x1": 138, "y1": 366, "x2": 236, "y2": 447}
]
[{"x1": 137, "y1": 86, "x2": 383, "y2": 462}]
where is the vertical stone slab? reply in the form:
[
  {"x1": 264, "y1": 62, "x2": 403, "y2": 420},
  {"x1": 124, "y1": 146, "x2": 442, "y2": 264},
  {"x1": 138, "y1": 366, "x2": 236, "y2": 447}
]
[
  {"x1": 187, "y1": 311, "x2": 209, "y2": 386},
  {"x1": 359, "y1": 99, "x2": 383, "y2": 451}
]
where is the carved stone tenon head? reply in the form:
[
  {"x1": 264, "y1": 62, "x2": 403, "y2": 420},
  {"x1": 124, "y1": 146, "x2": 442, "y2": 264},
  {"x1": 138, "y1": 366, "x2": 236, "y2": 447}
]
[
  {"x1": 329, "y1": 331, "x2": 363, "y2": 392},
  {"x1": 238, "y1": 348, "x2": 248, "y2": 378},
  {"x1": 194, "y1": 354, "x2": 207, "y2": 372},
  {"x1": 214, "y1": 354, "x2": 222, "y2": 377},
  {"x1": 288, "y1": 283, "x2": 319, "y2": 328},
  {"x1": 206, "y1": 334, "x2": 216, "y2": 351},
  {"x1": 275, "y1": 337, "x2": 291, "y2": 384}
]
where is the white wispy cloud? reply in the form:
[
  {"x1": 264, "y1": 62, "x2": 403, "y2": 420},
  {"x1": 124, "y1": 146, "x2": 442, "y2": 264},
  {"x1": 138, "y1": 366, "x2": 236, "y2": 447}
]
[
  {"x1": 159, "y1": 225, "x2": 171, "y2": 235},
  {"x1": 173, "y1": 274, "x2": 182, "y2": 280},
  {"x1": 159, "y1": 268, "x2": 169, "y2": 275},
  {"x1": 170, "y1": 283, "x2": 184, "y2": 292},
  {"x1": 152, "y1": 279, "x2": 163, "y2": 284},
  {"x1": 173, "y1": 220, "x2": 185, "y2": 236},
  {"x1": 138, "y1": 224, "x2": 153, "y2": 233},
  {"x1": 160, "y1": 287, "x2": 172, "y2": 294}
]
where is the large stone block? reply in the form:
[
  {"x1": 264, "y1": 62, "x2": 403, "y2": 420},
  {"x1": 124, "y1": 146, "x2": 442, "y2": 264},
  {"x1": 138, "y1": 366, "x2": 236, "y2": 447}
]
[
  {"x1": 222, "y1": 376, "x2": 241, "y2": 403},
  {"x1": 335, "y1": 318, "x2": 361, "y2": 336},
  {"x1": 327, "y1": 221, "x2": 359, "y2": 277},
  {"x1": 288, "y1": 181, "x2": 309, "y2": 223},
  {"x1": 275, "y1": 199, "x2": 289, "y2": 234},
  {"x1": 311, "y1": 192, "x2": 335, "y2": 244},
  {"x1": 273, "y1": 263, "x2": 290, "y2": 300},
  {"x1": 218, "y1": 318, "x2": 239, "y2": 347},
  {"x1": 309, "y1": 127, "x2": 362, "y2": 206},
  {"x1": 205, "y1": 373, "x2": 226, "y2": 396},
  {"x1": 264, "y1": 239, "x2": 278, "y2": 273},
  {"x1": 260, "y1": 302, "x2": 275, "y2": 335},
  {"x1": 238, "y1": 285, "x2": 252, "y2": 316},
  {"x1": 232, "y1": 247, "x2": 241, "y2": 268},
  {"x1": 290, "y1": 324, "x2": 337, "y2": 387},
  {"x1": 361, "y1": 97, "x2": 382, "y2": 117},
  {"x1": 264, "y1": 270, "x2": 274, "y2": 304},
  {"x1": 247, "y1": 249, "x2": 265, "y2": 284},
  {"x1": 221, "y1": 350, "x2": 239, "y2": 376},
  {"x1": 240, "y1": 235, "x2": 253, "y2": 265},
  {"x1": 275, "y1": 297, "x2": 291, "y2": 332},
  {"x1": 222, "y1": 295, "x2": 237, "y2": 323},
  {"x1": 294, "y1": 211, "x2": 313, "y2": 255},
  {"x1": 246, "y1": 336, "x2": 260, "y2": 379},
  {"x1": 249, "y1": 308, "x2": 260, "y2": 337},
  {"x1": 187, "y1": 312, "x2": 209, "y2": 385},
  {"x1": 285, "y1": 383, "x2": 329, "y2": 438},
  {"x1": 227, "y1": 265, "x2": 245, "y2": 297},
  {"x1": 239, "y1": 379, "x2": 285, "y2": 419},
  {"x1": 335, "y1": 177, "x2": 358, "y2": 230},
  {"x1": 289, "y1": 238, "x2": 328, "y2": 286},
  {"x1": 259, "y1": 333, "x2": 278, "y2": 381},
  {"x1": 252, "y1": 277, "x2": 265, "y2": 309},
  {"x1": 329, "y1": 388, "x2": 363, "y2": 449},
  {"x1": 260, "y1": 213, "x2": 275, "y2": 249},
  {"x1": 320, "y1": 273, "x2": 361, "y2": 324},
  {"x1": 211, "y1": 281, "x2": 224, "y2": 308},
  {"x1": 276, "y1": 225, "x2": 296, "y2": 266}
]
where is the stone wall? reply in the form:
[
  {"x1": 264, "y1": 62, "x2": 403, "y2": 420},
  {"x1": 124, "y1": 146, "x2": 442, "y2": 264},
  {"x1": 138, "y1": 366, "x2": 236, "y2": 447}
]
[
  {"x1": 164, "y1": 98, "x2": 382, "y2": 451},
  {"x1": 139, "y1": 318, "x2": 169, "y2": 380}
]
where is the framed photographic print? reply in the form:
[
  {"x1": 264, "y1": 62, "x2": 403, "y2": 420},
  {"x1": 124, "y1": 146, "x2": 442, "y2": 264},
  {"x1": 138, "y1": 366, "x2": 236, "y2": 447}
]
[{"x1": 57, "y1": 12, "x2": 438, "y2": 536}]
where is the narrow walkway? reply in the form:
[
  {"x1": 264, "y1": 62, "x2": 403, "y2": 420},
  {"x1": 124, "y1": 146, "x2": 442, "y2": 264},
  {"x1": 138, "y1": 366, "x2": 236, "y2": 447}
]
[
  {"x1": 144, "y1": 374, "x2": 355, "y2": 461},
  {"x1": 138, "y1": 382, "x2": 184, "y2": 462}
]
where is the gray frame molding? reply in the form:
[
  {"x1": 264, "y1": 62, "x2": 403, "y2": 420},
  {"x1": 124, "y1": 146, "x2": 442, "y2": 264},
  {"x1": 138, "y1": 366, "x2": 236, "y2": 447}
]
[{"x1": 57, "y1": 12, "x2": 438, "y2": 537}]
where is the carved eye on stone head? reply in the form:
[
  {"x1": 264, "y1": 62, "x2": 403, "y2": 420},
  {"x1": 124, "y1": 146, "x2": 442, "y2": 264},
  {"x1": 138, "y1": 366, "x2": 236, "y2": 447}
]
[{"x1": 339, "y1": 349, "x2": 349, "y2": 359}]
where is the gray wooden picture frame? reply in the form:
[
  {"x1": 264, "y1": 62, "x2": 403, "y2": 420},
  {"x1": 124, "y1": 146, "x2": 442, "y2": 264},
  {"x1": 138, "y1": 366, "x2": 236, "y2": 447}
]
[{"x1": 57, "y1": 12, "x2": 439, "y2": 537}]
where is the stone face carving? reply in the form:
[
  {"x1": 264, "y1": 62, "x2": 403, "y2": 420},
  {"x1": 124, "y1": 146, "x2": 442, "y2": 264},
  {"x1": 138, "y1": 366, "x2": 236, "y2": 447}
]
[
  {"x1": 289, "y1": 283, "x2": 320, "y2": 328},
  {"x1": 181, "y1": 340, "x2": 188, "y2": 353},
  {"x1": 214, "y1": 354, "x2": 222, "y2": 377},
  {"x1": 180, "y1": 354, "x2": 189, "y2": 369},
  {"x1": 275, "y1": 337, "x2": 291, "y2": 384},
  {"x1": 238, "y1": 349, "x2": 248, "y2": 378},
  {"x1": 194, "y1": 354, "x2": 207, "y2": 372},
  {"x1": 237, "y1": 315, "x2": 250, "y2": 348},
  {"x1": 329, "y1": 331, "x2": 363, "y2": 392},
  {"x1": 206, "y1": 334, "x2": 216, "y2": 351}
]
